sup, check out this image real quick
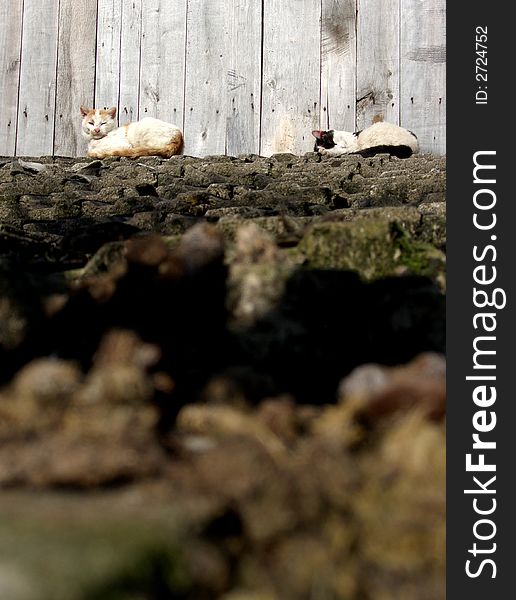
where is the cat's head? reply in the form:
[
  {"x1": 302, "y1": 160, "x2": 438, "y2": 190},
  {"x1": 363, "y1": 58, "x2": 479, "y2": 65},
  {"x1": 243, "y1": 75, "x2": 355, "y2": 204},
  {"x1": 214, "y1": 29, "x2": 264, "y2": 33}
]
[
  {"x1": 80, "y1": 106, "x2": 117, "y2": 140},
  {"x1": 312, "y1": 129, "x2": 358, "y2": 154}
]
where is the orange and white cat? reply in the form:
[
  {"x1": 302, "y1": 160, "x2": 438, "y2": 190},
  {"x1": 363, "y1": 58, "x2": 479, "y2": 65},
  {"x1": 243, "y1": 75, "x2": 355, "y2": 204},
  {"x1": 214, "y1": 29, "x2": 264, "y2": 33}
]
[{"x1": 80, "y1": 106, "x2": 183, "y2": 159}]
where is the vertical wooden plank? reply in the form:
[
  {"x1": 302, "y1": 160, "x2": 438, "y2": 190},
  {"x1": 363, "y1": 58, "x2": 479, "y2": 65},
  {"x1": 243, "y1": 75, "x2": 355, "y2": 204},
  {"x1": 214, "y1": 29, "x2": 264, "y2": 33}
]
[
  {"x1": 225, "y1": 0, "x2": 262, "y2": 156},
  {"x1": 183, "y1": 0, "x2": 228, "y2": 156},
  {"x1": 139, "y1": 0, "x2": 186, "y2": 127},
  {"x1": 95, "y1": 0, "x2": 122, "y2": 116},
  {"x1": 401, "y1": 0, "x2": 445, "y2": 154},
  {"x1": 16, "y1": 0, "x2": 59, "y2": 156},
  {"x1": 356, "y1": 0, "x2": 399, "y2": 129},
  {"x1": 0, "y1": 1, "x2": 23, "y2": 156},
  {"x1": 320, "y1": 0, "x2": 356, "y2": 132},
  {"x1": 119, "y1": 0, "x2": 142, "y2": 123},
  {"x1": 261, "y1": 0, "x2": 321, "y2": 156},
  {"x1": 54, "y1": 0, "x2": 98, "y2": 157}
]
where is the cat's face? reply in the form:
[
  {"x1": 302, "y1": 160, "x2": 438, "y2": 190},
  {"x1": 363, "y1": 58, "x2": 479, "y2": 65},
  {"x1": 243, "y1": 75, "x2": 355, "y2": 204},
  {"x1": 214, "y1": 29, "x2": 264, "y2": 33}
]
[
  {"x1": 312, "y1": 129, "x2": 357, "y2": 154},
  {"x1": 80, "y1": 106, "x2": 117, "y2": 140}
]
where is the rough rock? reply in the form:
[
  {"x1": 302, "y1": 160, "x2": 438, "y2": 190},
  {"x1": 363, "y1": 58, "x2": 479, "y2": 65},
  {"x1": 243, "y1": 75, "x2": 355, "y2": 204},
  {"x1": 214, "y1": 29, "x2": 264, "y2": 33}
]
[
  {"x1": 1, "y1": 152, "x2": 444, "y2": 251},
  {"x1": 0, "y1": 152, "x2": 446, "y2": 600}
]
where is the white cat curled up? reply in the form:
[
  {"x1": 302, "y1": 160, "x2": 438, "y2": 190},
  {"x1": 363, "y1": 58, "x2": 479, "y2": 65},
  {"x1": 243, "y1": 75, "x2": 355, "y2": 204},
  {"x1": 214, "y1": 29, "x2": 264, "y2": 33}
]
[{"x1": 81, "y1": 106, "x2": 183, "y2": 159}]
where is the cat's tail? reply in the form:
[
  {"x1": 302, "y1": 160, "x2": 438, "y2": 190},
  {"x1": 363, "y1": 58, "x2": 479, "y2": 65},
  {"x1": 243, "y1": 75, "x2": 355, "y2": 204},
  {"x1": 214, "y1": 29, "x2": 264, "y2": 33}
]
[{"x1": 162, "y1": 129, "x2": 183, "y2": 157}]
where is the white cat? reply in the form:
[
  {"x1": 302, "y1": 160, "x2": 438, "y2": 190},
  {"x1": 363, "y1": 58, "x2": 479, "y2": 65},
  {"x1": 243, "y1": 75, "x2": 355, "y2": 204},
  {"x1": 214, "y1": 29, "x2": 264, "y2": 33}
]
[
  {"x1": 312, "y1": 122, "x2": 419, "y2": 158},
  {"x1": 80, "y1": 106, "x2": 183, "y2": 159}
]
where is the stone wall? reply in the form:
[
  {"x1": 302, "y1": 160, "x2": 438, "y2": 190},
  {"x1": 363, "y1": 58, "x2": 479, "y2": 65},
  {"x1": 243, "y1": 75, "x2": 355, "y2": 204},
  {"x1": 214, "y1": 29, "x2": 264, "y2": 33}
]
[
  {"x1": 0, "y1": 151, "x2": 445, "y2": 273},
  {"x1": 0, "y1": 152, "x2": 446, "y2": 600}
]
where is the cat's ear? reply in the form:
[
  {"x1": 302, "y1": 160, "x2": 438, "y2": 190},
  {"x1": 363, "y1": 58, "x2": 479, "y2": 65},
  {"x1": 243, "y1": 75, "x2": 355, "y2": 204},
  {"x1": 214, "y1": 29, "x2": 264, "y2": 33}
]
[
  {"x1": 107, "y1": 107, "x2": 117, "y2": 118},
  {"x1": 80, "y1": 106, "x2": 90, "y2": 117},
  {"x1": 312, "y1": 130, "x2": 324, "y2": 140}
]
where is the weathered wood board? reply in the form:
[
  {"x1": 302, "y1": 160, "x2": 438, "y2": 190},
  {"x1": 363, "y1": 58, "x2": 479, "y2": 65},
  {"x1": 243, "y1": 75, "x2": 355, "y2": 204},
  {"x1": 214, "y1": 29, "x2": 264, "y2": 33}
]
[
  {"x1": 54, "y1": 0, "x2": 98, "y2": 157},
  {"x1": 183, "y1": 0, "x2": 229, "y2": 156},
  {"x1": 356, "y1": 0, "x2": 400, "y2": 129},
  {"x1": 138, "y1": 0, "x2": 187, "y2": 126},
  {"x1": 225, "y1": 0, "x2": 262, "y2": 156},
  {"x1": 0, "y1": 0, "x2": 24, "y2": 156},
  {"x1": 119, "y1": 0, "x2": 142, "y2": 124},
  {"x1": 401, "y1": 0, "x2": 446, "y2": 154},
  {"x1": 320, "y1": 0, "x2": 357, "y2": 132},
  {"x1": 16, "y1": 0, "x2": 60, "y2": 156},
  {"x1": 95, "y1": 0, "x2": 123, "y2": 119},
  {"x1": 261, "y1": 0, "x2": 321, "y2": 156}
]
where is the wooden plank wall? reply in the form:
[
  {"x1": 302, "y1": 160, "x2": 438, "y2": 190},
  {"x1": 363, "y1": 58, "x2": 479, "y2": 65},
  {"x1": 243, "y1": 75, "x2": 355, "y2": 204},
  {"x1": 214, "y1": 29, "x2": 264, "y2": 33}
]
[
  {"x1": 0, "y1": 0, "x2": 24, "y2": 156},
  {"x1": 321, "y1": 0, "x2": 357, "y2": 133},
  {"x1": 356, "y1": 0, "x2": 400, "y2": 129},
  {"x1": 0, "y1": 0, "x2": 446, "y2": 157},
  {"x1": 401, "y1": 0, "x2": 446, "y2": 154},
  {"x1": 138, "y1": 0, "x2": 186, "y2": 124},
  {"x1": 183, "y1": 0, "x2": 228, "y2": 156},
  {"x1": 261, "y1": 0, "x2": 321, "y2": 156},
  {"x1": 55, "y1": 0, "x2": 98, "y2": 157},
  {"x1": 225, "y1": 0, "x2": 262, "y2": 157},
  {"x1": 15, "y1": 0, "x2": 60, "y2": 156}
]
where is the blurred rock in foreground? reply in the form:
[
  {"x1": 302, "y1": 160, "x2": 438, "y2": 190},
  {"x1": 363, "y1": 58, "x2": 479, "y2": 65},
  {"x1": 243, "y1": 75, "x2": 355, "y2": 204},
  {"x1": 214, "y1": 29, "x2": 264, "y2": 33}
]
[{"x1": 0, "y1": 152, "x2": 445, "y2": 599}]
